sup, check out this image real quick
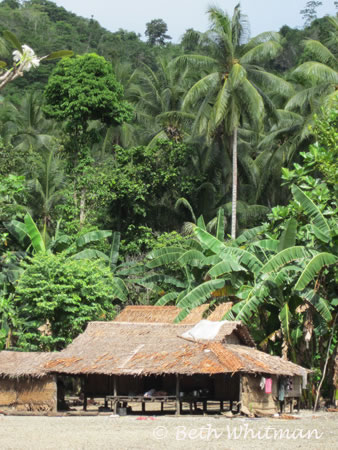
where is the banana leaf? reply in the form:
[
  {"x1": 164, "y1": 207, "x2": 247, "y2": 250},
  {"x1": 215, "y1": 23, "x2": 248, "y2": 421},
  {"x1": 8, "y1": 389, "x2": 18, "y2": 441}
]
[
  {"x1": 176, "y1": 279, "x2": 225, "y2": 316},
  {"x1": 76, "y1": 230, "x2": 112, "y2": 247},
  {"x1": 260, "y1": 246, "x2": 307, "y2": 273},
  {"x1": 294, "y1": 252, "x2": 337, "y2": 291},
  {"x1": 278, "y1": 218, "x2": 297, "y2": 251},
  {"x1": 24, "y1": 213, "x2": 45, "y2": 253},
  {"x1": 291, "y1": 185, "x2": 330, "y2": 242}
]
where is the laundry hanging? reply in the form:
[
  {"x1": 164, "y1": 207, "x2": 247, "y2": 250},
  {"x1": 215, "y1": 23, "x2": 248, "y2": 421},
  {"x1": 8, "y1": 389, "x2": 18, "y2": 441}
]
[{"x1": 265, "y1": 378, "x2": 272, "y2": 394}]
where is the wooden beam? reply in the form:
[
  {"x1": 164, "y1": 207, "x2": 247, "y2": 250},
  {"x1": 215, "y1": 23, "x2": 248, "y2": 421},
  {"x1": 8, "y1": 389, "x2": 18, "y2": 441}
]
[{"x1": 175, "y1": 374, "x2": 180, "y2": 415}]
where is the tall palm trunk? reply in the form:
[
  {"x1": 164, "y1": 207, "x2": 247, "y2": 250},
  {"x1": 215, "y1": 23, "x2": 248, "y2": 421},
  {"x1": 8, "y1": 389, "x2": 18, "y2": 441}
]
[{"x1": 231, "y1": 127, "x2": 238, "y2": 239}]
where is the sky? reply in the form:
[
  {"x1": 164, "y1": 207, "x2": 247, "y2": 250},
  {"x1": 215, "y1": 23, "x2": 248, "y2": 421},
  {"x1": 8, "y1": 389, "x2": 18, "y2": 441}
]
[{"x1": 54, "y1": 0, "x2": 336, "y2": 42}]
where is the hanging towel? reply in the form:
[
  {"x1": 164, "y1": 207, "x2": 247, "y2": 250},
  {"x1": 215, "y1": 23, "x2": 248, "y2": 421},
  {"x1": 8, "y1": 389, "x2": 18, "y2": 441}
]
[
  {"x1": 301, "y1": 369, "x2": 307, "y2": 389},
  {"x1": 265, "y1": 378, "x2": 272, "y2": 394},
  {"x1": 260, "y1": 377, "x2": 266, "y2": 390}
]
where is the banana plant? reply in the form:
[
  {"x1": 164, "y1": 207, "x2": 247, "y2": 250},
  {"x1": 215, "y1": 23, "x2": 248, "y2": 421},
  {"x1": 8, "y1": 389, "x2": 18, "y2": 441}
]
[{"x1": 5, "y1": 213, "x2": 113, "y2": 259}]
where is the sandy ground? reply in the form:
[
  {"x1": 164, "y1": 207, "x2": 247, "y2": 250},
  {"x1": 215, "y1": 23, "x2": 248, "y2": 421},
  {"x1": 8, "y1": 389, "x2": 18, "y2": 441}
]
[{"x1": 0, "y1": 410, "x2": 337, "y2": 450}]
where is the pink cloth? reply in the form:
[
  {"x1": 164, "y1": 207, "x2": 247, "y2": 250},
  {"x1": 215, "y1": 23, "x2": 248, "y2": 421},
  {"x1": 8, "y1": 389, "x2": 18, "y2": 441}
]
[{"x1": 265, "y1": 378, "x2": 272, "y2": 394}]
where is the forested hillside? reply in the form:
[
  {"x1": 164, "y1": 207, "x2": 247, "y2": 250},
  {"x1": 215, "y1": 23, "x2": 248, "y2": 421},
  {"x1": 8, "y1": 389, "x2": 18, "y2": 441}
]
[{"x1": 0, "y1": 0, "x2": 337, "y2": 405}]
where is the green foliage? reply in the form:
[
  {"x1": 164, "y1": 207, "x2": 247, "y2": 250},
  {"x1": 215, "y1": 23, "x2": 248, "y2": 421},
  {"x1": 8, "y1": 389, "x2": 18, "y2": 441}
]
[
  {"x1": 14, "y1": 253, "x2": 120, "y2": 350},
  {"x1": 145, "y1": 19, "x2": 171, "y2": 46},
  {"x1": 0, "y1": 174, "x2": 26, "y2": 223},
  {"x1": 44, "y1": 53, "x2": 133, "y2": 131}
]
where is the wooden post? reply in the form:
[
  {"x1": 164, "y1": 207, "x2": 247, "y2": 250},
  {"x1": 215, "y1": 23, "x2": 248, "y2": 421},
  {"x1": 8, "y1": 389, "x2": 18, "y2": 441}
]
[
  {"x1": 175, "y1": 374, "x2": 180, "y2": 415},
  {"x1": 237, "y1": 374, "x2": 242, "y2": 413},
  {"x1": 82, "y1": 376, "x2": 87, "y2": 411},
  {"x1": 113, "y1": 376, "x2": 117, "y2": 396},
  {"x1": 113, "y1": 376, "x2": 118, "y2": 414}
]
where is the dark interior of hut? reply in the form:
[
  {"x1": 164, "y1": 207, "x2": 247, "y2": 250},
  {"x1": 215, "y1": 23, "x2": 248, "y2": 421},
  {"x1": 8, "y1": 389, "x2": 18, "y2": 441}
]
[{"x1": 57, "y1": 373, "x2": 241, "y2": 415}]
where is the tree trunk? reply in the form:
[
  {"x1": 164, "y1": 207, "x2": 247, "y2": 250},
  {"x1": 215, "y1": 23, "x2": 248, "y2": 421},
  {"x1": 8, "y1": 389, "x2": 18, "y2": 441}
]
[
  {"x1": 231, "y1": 127, "x2": 238, "y2": 239},
  {"x1": 79, "y1": 188, "x2": 86, "y2": 225},
  {"x1": 314, "y1": 314, "x2": 337, "y2": 411}
]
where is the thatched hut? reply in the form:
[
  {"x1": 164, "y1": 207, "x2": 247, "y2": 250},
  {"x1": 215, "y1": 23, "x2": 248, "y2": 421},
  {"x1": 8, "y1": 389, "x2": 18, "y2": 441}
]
[
  {"x1": 45, "y1": 320, "x2": 307, "y2": 415},
  {"x1": 0, "y1": 351, "x2": 57, "y2": 412},
  {"x1": 115, "y1": 304, "x2": 233, "y2": 324}
]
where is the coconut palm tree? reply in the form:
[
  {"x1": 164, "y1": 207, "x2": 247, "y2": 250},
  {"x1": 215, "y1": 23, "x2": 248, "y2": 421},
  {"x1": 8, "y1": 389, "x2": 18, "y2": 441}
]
[
  {"x1": 1, "y1": 92, "x2": 58, "y2": 152},
  {"x1": 284, "y1": 38, "x2": 338, "y2": 136},
  {"x1": 127, "y1": 55, "x2": 195, "y2": 146},
  {"x1": 181, "y1": 5, "x2": 293, "y2": 238}
]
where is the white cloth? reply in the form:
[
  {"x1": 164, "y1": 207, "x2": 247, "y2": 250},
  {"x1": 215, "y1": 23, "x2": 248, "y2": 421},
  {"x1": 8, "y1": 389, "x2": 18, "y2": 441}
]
[
  {"x1": 144, "y1": 388, "x2": 156, "y2": 398},
  {"x1": 301, "y1": 369, "x2": 308, "y2": 389},
  {"x1": 182, "y1": 320, "x2": 225, "y2": 340},
  {"x1": 260, "y1": 377, "x2": 266, "y2": 390}
]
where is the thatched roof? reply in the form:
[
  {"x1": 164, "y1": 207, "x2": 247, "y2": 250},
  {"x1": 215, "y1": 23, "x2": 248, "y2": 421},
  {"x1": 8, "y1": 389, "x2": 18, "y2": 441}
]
[
  {"x1": 115, "y1": 303, "x2": 233, "y2": 324},
  {"x1": 0, "y1": 351, "x2": 54, "y2": 378},
  {"x1": 115, "y1": 304, "x2": 254, "y2": 347},
  {"x1": 45, "y1": 321, "x2": 305, "y2": 377}
]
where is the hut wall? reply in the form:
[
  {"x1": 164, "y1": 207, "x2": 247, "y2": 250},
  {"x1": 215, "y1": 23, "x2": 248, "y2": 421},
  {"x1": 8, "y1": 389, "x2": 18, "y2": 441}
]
[
  {"x1": 0, "y1": 375, "x2": 57, "y2": 412},
  {"x1": 241, "y1": 374, "x2": 278, "y2": 415},
  {"x1": 223, "y1": 334, "x2": 240, "y2": 345},
  {"x1": 285, "y1": 376, "x2": 302, "y2": 398}
]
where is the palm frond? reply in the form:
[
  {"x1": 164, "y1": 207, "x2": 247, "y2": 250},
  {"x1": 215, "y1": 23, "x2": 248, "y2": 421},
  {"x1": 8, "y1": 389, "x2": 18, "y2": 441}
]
[
  {"x1": 292, "y1": 62, "x2": 338, "y2": 85},
  {"x1": 182, "y1": 72, "x2": 219, "y2": 111},
  {"x1": 302, "y1": 40, "x2": 337, "y2": 69},
  {"x1": 241, "y1": 40, "x2": 282, "y2": 64}
]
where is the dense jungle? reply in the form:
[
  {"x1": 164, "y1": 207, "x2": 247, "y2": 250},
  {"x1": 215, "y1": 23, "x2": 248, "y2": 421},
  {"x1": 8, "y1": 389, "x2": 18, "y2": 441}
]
[{"x1": 0, "y1": 0, "x2": 337, "y2": 405}]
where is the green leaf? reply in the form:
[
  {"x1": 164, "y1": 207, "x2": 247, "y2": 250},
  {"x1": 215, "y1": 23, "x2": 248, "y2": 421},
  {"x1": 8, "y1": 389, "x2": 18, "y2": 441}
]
[
  {"x1": 155, "y1": 292, "x2": 179, "y2": 306},
  {"x1": 24, "y1": 213, "x2": 45, "y2": 253},
  {"x1": 279, "y1": 303, "x2": 291, "y2": 343},
  {"x1": 112, "y1": 277, "x2": 128, "y2": 301},
  {"x1": 294, "y1": 252, "x2": 337, "y2": 291},
  {"x1": 216, "y1": 208, "x2": 225, "y2": 242},
  {"x1": 146, "y1": 248, "x2": 185, "y2": 268},
  {"x1": 5, "y1": 220, "x2": 28, "y2": 245},
  {"x1": 42, "y1": 50, "x2": 74, "y2": 61},
  {"x1": 3, "y1": 30, "x2": 22, "y2": 52},
  {"x1": 220, "y1": 247, "x2": 263, "y2": 275},
  {"x1": 0, "y1": 61, "x2": 7, "y2": 69},
  {"x1": 207, "y1": 259, "x2": 245, "y2": 278},
  {"x1": 176, "y1": 279, "x2": 225, "y2": 314},
  {"x1": 236, "y1": 292, "x2": 265, "y2": 323},
  {"x1": 194, "y1": 227, "x2": 226, "y2": 254},
  {"x1": 71, "y1": 249, "x2": 110, "y2": 261},
  {"x1": 291, "y1": 185, "x2": 330, "y2": 242},
  {"x1": 141, "y1": 274, "x2": 186, "y2": 289},
  {"x1": 177, "y1": 249, "x2": 206, "y2": 266},
  {"x1": 196, "y1": 215, "x2": 206, "y2": 230},
  {"x1": 235, "y1": 225, "x2": 266, "y2": 245},
  {"x1": 253, "y1": 239, "x2": 279, "y2": 252},
  {"x1": 109, "y1": 231, "x2": 121, "y2": 269},
  {"x1": 260, "y1": 246, "x2": 307, "y2": 274},
  {"x1": 301, "y1": 289, "x2": 332, "y2": 322},
  {"x1": 278, "y1": 218, "x2": 298, "y2": 251},
  {"x1": 76, "y1": 230, "x2": 112, "y2": 247}
]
